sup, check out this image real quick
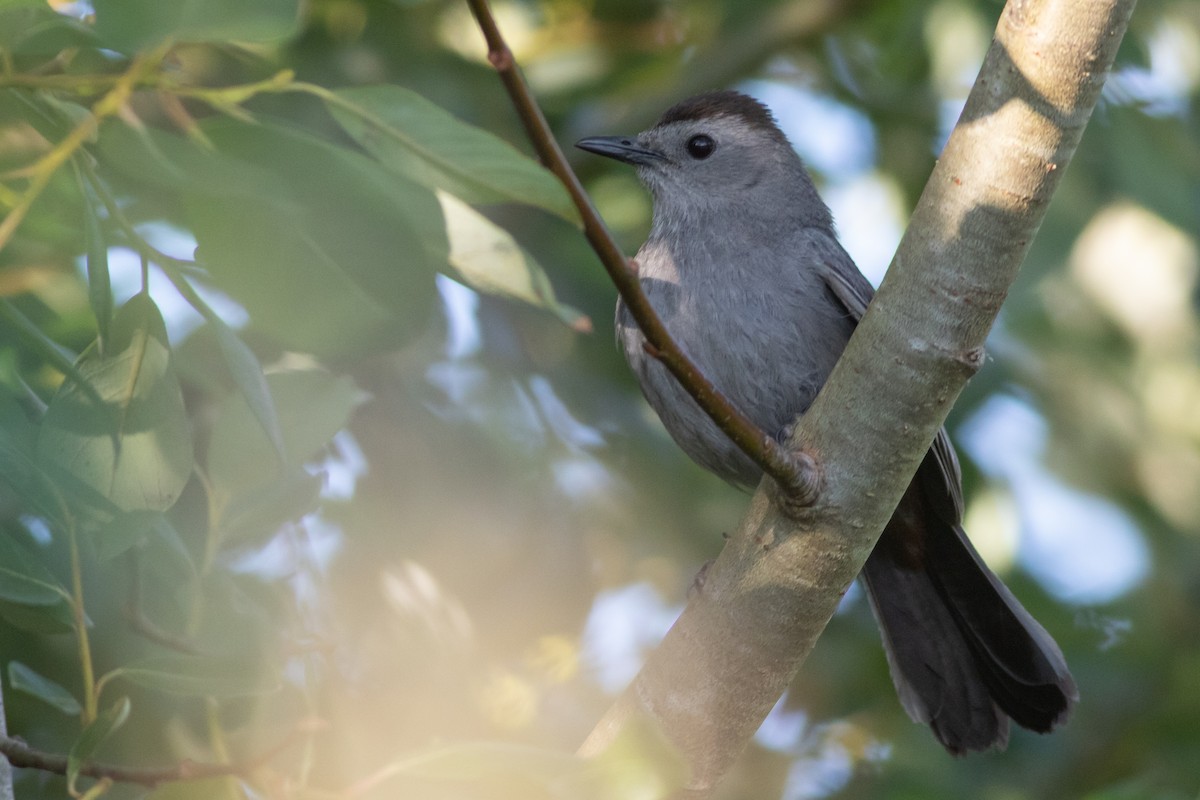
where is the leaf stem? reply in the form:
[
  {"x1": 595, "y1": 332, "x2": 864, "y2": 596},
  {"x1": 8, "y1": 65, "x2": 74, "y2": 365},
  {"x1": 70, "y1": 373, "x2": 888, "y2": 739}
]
[{"x1": 68, "y1": 525, "x2": 98, "y2": 725}]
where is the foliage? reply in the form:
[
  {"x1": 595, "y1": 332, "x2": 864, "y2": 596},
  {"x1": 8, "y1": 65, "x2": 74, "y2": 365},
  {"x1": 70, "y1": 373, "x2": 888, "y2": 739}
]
[{"x1": 0, "y1": 0, "x2": 1198, "y2": 799}]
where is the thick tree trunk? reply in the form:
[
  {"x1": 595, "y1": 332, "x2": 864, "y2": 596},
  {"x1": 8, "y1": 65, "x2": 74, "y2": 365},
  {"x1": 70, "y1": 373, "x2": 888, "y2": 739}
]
[{"x1": 577, "y1": 0, "x2": 1137, "y2": 794}]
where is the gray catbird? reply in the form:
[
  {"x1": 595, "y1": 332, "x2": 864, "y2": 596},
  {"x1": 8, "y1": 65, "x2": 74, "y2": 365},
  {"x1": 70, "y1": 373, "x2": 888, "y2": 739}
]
[{"x1": 576, "y1": 90, "x2": 1077, "y2": 754}]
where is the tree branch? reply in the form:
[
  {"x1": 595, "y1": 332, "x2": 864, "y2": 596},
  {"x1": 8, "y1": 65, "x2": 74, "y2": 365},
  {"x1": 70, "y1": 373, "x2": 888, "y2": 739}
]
[
  {"x1": 0, "y1": 727, "x2": 308, "y2": 789},
  {"x1": 463, "y1": 0, "x2": 821, "y2": 506},
  {"x1": 575, "y1": 0, "x2": 1137, "y2": 795}
]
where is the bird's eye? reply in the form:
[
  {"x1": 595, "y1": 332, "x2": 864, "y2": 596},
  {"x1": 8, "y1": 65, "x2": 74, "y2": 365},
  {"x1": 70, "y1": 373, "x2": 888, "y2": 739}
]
[{"x1": 686, "y1": 134, "x2": 715, "y2": 160}]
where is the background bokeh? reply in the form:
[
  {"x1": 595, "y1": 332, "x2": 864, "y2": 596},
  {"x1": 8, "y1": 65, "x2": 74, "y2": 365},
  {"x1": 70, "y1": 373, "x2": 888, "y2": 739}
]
[{"x1": 1, "y1": 0, "x2": 1198, "y2": 798}]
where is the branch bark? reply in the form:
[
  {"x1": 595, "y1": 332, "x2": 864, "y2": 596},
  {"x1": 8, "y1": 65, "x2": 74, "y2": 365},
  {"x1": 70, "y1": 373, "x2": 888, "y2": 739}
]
[
  {"x1": 0, "y1": 728, "x2": 306, "y2": 788},
  {"x1": 577, "y1": 0, "x2": 1136, "y2": 794}
]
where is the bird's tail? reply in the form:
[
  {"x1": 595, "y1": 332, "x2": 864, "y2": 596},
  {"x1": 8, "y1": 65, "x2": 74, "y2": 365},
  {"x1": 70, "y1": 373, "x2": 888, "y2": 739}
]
[{"x1": 861, "y1": 474, "x2": 1077, "y2": 754}]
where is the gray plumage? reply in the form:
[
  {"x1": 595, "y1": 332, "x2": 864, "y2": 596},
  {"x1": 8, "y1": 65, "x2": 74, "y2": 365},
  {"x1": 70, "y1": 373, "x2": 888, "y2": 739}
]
[{"x1": 577, "y1": 90, "x2": 1077, "y2": 754}]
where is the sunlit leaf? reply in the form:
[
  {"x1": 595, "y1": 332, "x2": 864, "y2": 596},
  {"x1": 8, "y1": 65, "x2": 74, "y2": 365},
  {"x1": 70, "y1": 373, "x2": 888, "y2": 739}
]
[
  {"x1": 438, "y1": 191, "x2": 588, "y2": 329},
  {"x1": 330, "y1": 86, "x2": 580, "y2": 225},
  {"x1": 92, "y1": 0, "x2": 299, "y2": 53},
  {"x1": 8, "y1": 660, "x2": 83, "y2": 716},
  {"x1": 67, "y1": 696, "x2": 131, "y2": 792},
  {"x1": 36, "y1": 293, "x2": 194, "y2": 512}
]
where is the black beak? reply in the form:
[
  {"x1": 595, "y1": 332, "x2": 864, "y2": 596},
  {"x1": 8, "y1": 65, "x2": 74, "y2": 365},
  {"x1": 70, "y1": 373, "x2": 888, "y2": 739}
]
[{"x1": 575, "y1": 135, "x2": 665, "y2": 166}]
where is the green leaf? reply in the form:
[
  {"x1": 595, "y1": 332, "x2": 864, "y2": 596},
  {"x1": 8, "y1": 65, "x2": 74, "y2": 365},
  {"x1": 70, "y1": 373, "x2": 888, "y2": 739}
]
[
  {"x1": 110, "y1": 655, "x2": 279, "y2": 697},
  {"x1": 187, "y1": 197, "x2": 401, "y2": 357},
  {"x1": 0, "y1": 531, "x2": 68, "y2": 607},
  {"x1": 205, "y1": 316, "x2": 287, "y2": 466},
  {"x1": 97, "y1": 119, "x2": 445, "y2": 355},
  {"x1": 95, "y1": 120, "x2": 283, "y2": 200},
  {"x1": 438, "y1": 191, "x2": 588, "y2": 329},
  {"x1": 36, "y1": 293, "x2": 194, "y2": 513},
  {"x1": 8, "y1": 660, "x2": 82, "y2": 716},
  {"x1": 92, "y1": 0, "x2": 300, "y2": 53},
  {"x1": 221, "y1": 467, "x2": 322, "y2": 547},
  {"x1": 0, "y1": 394, "x2": 73, "y2": 526},
  {"x1": 91, "y1": 509, "x2": 178, "y2": 561},
  {"x1": 67, "y1": 696, "x2": 131, "y2": 792},
  {"x1": 82, "y1": 188, "x2": 114, "y2": 354},
  {"x1": 0, "y1": 598, "x2": 76, "y2": 635},
  {"x1": 207, "y1": 369, "x2": 364, "y2": 500},
  {"x1": 330, "y1": 86, "x2": 580, "y2": 225},
  {"x1": 0, "y1": 1, "x2": 95, "y2": 54},
  {"x1": 0, "y1": 299, "x2": 103, "y2": 408}
]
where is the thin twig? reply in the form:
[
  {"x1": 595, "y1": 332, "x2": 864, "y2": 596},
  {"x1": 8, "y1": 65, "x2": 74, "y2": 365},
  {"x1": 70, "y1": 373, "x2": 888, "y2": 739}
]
[
  {"x1": 463, "y1": 0, "x2": 820, "y2": 504},
  {"x1": 0, "y1": 726, "x2": 312, "y2": 789}
]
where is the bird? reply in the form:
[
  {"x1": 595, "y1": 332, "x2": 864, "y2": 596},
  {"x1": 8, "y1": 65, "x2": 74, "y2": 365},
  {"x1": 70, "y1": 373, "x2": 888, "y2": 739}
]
[{"x1": 575, "y1": 89, "x2": 1077, "y2": 754}]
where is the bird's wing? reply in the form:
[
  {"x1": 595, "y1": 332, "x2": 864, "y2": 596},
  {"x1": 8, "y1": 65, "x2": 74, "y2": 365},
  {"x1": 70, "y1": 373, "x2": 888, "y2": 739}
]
[{"x1": 816, "y1": 238, "x2": 965, "y2": 524}]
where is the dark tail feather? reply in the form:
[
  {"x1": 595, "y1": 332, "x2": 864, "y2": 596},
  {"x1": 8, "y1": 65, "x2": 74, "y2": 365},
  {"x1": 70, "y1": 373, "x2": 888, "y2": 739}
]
[{"x1": 862, "y1": 479, "x2": 1077, "y2": 754}]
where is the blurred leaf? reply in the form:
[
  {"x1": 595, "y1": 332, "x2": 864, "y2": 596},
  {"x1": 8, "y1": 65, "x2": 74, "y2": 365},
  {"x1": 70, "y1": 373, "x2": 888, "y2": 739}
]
[
  {"x1": 221, "y1": 467, "x2": 323, "y2": 546},
  {"x1": 8, "y1": 660, "x2": 82, "y2": 716},
  {"x1": 0, "y1": 599, "x2": 76, "y2": 635},
  {"x1": 91, "y1": 508, "x2": 177, "y2": 561},
  {"x1": 92, "y1": 0, "x2": 299, "y2": 53},
  {"x1": 372, "y1": 742, "x2": 584, "y2": 799},
  {"x1": 207, "y1": 369, "x2": 364, "y2": 500},
  {"x1": 96, "y1": 119, "x2": 442, "y2": 356},
  {"x1": 0, "y1": 394, "x2": 73, "y2": 526},
  {"x1": 329, "y1": 86, "x2": 581, "y2": 225},
  {"x1": 194, "y1": 119, "x2": 444, "y2": 351},
  {"x1": 95, "y1": 120, "x2": 282, "y2": 199},
  {"x1": 1103, "y1": 107, "x2": 1200, "y2": 234},
  {"x1": 145, "y1": 777, "x2": 243, "y2": 800},
  {"x1": 0, "y1": 299, "x2": 103, "y2": 408},
  {"x1": 67, "y1": 696, "x2": 131, "y2": 791},
  {"x1": 36, "y1": 293, "x2": 194, "y2": 512},
  {"x1": 186, "y1": 197, "x2": 401, "y2": 357},
  {"x1": 185, "y1": 313, "x2": 287, "y2": 466},
  {"x1": 111, "y1": 654, "x2": 280, "y2": 697},
  {"x1": 0, "y1": 530, "x2": 67, "y2": 607},
  {"x1": 0, "y1": 1, "x2": 95, "y2": 54},
  {"x1": 438, "y1": 190, "x2": 588, "y2": 329},
  {"x1": 81, "y1": 185, "x2": 114, "y2": 354}
]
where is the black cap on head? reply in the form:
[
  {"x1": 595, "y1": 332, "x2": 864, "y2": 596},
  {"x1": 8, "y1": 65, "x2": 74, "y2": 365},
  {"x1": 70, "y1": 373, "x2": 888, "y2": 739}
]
[{"x1": 655, "y1": 90, "x2": 788, "y2": 146}]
